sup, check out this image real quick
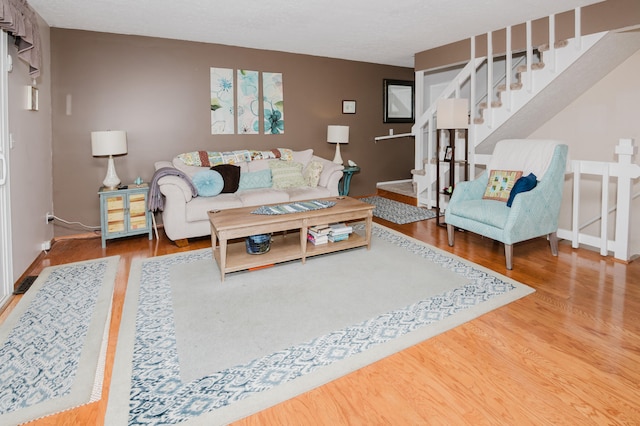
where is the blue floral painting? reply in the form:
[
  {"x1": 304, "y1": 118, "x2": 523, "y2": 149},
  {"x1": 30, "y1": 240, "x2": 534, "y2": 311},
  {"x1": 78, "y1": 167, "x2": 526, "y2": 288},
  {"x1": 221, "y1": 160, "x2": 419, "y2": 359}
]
[
  {"x1": 237, "y1": 70, "x2": 259, "y2": 134},
  {"x1": 210, "y1": 68, "x2": 234, "y2": 134},
  {"x1": 263, "y1": 72, "x2": 284, "y2": 134}
]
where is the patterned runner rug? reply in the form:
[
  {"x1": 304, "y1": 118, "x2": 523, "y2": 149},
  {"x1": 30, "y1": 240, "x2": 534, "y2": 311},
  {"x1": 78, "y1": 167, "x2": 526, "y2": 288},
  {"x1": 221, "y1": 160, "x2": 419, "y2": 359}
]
[
  {"x1": 0, "y1": 256, "x2": 119, "y2": 424},
  {"x1": 107, "y1": 224, "x2": 533, "y2": 425},
  {"x1": 360, "y1": 196, "x2": 437, "y2": 224}
]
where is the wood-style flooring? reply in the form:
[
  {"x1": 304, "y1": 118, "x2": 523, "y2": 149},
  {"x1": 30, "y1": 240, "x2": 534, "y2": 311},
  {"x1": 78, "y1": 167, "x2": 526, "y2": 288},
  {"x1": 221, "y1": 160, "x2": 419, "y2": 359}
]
[{"x1": 2, "y1": 193, "x2": 639, "y2": 425}]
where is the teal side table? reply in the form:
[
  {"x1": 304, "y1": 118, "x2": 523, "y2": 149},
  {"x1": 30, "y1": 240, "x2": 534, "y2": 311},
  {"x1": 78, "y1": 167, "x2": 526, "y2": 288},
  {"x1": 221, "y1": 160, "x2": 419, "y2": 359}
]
[
  {"x1": 339, "y1": 166, "x2": 360, "y2": 196},
  {"x1": 99, "y1": 184, "x2": 153, "y2": 247}
]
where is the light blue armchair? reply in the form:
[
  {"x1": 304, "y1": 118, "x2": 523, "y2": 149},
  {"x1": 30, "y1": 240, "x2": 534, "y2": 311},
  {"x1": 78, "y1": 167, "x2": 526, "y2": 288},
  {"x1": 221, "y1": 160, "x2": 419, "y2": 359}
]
[{"x1": 445, "y1": 139, "x2": 568, "y2": 269}]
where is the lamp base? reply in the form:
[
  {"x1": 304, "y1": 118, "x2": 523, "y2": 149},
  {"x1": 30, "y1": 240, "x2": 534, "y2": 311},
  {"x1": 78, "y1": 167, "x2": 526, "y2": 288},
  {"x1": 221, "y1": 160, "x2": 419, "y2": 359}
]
[
  {"x1": 332, "y1": 143, "x2": 343, "y2": 165},
  {"x1": 102, "y1": 155, "x2": 121, "y2": 189}
]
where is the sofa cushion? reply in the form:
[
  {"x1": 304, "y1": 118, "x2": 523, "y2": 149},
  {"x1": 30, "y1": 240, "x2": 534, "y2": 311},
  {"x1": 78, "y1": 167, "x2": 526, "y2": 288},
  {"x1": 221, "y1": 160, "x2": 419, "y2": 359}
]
[
  {"x1": 286, "y1": 186, "x2": 331, "y2": 201},
  {"x1": 212, "y1": 164, "x2": 241, "y2": 193},
  {"x1": 247, "y1": 159, "x2": 271, "y2": 172},
  {"x1": 185, "y1": 194, "x2": 243, "y2": 222},
  {"x1": 173, "y1": 157, "x2": 248, "y2": 179},
  {"x1": 238, "y1": 169, "x2": 272, "y2": 190},
  {"x1": 303, "y1": 161, "x2": 323, "y2": 187},
  {"x1": 317, "y1": 160, "x2": 344, "y2": 188},
  {"x1": 447, "y1": 199, "x2": 510, "y2": 229},
  {"x1": 235, "y1": 188, "x2": 290, "y2": 206},
  {"x1": 269, "y1": 160, "x2": 306, "y2": 189},
  {"x1": 192, "y1": 170, "x2": 224, "y2": 197},
  {"x1": 292, "y1": 149, "x2": 314, "y2": 167}
]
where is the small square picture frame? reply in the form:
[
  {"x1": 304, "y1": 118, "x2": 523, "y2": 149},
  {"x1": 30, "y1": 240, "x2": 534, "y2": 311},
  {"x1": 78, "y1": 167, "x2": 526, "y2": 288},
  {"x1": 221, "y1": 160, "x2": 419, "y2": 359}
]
[
  {"x1": 342, "y1": 100, "x2": 356, "y2": 114},
  {"x1": 444, "y1": 146, "x2": 453, "y2": 162}
]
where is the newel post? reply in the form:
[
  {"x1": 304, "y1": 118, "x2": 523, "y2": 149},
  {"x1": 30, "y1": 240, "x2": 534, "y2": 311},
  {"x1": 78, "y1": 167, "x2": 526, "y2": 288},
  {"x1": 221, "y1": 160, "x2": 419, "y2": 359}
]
[{"x1": 613, "y1": 138, "x2": 640, "y2": 261}]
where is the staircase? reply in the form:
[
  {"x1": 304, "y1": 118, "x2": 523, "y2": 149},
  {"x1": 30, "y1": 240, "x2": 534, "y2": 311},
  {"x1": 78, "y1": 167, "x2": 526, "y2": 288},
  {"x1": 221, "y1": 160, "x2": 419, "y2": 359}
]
[{"x1": 410, "y1": 25, "x2": 640, "y2": 209}]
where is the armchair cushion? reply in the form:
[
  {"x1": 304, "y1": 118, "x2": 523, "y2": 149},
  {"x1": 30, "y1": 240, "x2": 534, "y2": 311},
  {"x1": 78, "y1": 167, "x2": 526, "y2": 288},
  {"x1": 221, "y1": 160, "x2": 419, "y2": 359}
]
[
  {"x1": 482, "y1": 170, "x2": 522, "y2": 201},
  {"x1": 507, "y1": 173, "x2": 537, "y2": 207}
]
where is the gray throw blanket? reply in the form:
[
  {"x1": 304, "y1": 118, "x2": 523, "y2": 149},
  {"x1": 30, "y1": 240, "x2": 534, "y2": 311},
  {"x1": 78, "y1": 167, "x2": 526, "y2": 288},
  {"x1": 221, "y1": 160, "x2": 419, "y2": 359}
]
[{"x1": 148, "y1": 167, "x2": 198, "y2": 212}]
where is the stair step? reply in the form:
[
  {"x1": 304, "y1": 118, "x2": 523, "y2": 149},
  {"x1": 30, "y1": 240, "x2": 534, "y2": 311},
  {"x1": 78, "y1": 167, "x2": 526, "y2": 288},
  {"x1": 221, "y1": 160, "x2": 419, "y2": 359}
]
[
  {"x1": 473, "y1": 117, "x2": 484, "y2": 124},
  {"x1": 516, "y1": 62, "x2": 545, "y2": 73},
  {"x1": 537, "y1": 39, "x2": 569, "y2": 52},
  {"x1": 478, "y1": 101, "x2": 502, "y2": 109},
  {"x1": 411, "y1": 168, "x2": 426, "y2": 176},
  {"x1": 497, "y1": 82, "x2": 523, "y2": 92}
]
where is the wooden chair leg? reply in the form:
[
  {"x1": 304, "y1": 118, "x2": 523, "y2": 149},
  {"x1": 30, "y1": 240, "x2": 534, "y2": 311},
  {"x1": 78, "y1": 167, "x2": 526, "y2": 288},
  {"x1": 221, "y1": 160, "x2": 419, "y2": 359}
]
[
  {"x1": 504, "y1": 243, "x2": 513, "y2": 270},
  {"x1": 447, "y1": 224, "x2": 455, "y2": 246},
  {"x1": 549, "y1": 232, "x2": 559, "y2": 256}
]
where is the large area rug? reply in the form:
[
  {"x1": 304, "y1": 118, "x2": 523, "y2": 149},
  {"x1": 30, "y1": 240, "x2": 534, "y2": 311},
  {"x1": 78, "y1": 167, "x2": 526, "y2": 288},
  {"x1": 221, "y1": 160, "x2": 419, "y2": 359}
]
[
  {"x1": 107, "y1": 224, "x2": 533, "y2": 425},
  {"x1": 0, "y1": 256, "x2": 119, "y2": 425},
  {"x1": 360, "y1": 196, "x2": 437, "y2": 224}
]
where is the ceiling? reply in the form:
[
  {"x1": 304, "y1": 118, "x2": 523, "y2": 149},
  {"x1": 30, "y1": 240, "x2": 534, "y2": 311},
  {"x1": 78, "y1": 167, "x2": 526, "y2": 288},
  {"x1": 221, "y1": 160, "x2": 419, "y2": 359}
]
[{"x1": 28, "y1": 0, "x2": 603, "y2": 68}]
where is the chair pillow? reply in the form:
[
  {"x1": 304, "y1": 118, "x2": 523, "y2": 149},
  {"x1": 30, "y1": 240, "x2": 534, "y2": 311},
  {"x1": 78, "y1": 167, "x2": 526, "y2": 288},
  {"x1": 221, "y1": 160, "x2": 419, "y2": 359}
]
[
  {"x1": 269, "y1": 160, "x2": 306, "y2": 189},
  {"x1": 483, "y1": 169, "x2": 523, "y2": 202},
  {"x1": 238, "y1": 169, "x2": 272, "y2": 190},
  {"x1": 506, "y1": 173, "x2": 537, "y2": 207},
  {"x1": 211, "y1": 164, "x2": 241, "y2": 193},
  {"x1": 192, "y1": 170, "x2": 224, "y2": 197}
]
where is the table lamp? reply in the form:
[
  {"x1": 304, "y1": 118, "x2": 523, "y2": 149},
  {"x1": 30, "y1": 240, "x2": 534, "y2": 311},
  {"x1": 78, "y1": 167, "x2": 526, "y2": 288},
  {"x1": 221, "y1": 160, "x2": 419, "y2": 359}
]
[
  {"x1": 91, "y1": 130, "x2": 128, "y2": 189},
  {"x1": 327, "y1": 125, "x2": 349, "y2": 165}
]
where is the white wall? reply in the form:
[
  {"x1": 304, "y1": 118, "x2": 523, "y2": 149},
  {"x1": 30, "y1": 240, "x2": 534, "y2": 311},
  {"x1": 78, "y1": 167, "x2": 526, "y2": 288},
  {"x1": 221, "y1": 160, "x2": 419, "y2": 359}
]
[
  {"x1": 8, "y1": 16, "x2": 53, "y2": 281},
  {"x1": 529, "y1": 49, "x2": 640, "y2": 256}
]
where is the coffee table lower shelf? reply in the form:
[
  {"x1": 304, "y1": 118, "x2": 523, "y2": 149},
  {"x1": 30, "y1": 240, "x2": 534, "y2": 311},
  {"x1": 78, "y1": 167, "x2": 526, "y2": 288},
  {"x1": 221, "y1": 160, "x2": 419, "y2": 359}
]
[{"x1": 213, "y1": 231, "x2": 367, "y2": 277}]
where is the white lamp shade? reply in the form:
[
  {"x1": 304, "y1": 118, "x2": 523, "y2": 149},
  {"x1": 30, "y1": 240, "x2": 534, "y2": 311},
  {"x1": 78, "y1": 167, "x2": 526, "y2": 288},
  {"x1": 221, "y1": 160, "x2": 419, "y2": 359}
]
[
  {"x1": 436, "y1": 99, "x2": 469, "y2": 129},
  {"x1": 327, "y1": 125, "x2": 349, "y2": 144},
  {"x1": 91, "y1": 130, "x2": 128, "y2": 156}
]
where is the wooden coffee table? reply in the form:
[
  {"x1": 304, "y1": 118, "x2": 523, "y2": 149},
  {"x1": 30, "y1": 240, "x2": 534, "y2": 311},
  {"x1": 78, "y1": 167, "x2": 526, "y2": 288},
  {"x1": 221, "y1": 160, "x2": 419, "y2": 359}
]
[{"x1": 208, "y1": 196, "x2": 374, "y2": 281}]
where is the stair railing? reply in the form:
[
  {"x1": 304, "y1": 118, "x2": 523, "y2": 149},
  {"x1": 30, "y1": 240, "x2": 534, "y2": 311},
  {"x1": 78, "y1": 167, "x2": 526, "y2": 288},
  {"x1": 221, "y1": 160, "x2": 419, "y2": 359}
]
[{"x1": 556, "y1": 139, "x2": 640, "y2": 261}]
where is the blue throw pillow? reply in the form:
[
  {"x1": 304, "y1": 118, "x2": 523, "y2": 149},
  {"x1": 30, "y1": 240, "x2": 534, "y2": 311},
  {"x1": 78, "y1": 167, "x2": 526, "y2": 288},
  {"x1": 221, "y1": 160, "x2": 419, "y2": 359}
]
[
  {"x1": 507, "y1": 173, "x2": 537, "y2": 207},
  {"x1": 192, "y1": 170, "x2": 224, "y2": 197},
  {"x1": 238, "y1": 169, "x2": 272, "y2": 190}
]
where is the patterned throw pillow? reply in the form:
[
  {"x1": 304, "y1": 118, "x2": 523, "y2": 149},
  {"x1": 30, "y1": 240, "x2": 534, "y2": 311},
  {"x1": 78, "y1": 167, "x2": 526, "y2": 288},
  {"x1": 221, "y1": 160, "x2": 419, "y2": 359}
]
[
  {"x1": 191, "y1": 170, "x2": 224, "y2": 197},
  {"x1": 269, "y1": 160, "x2": 306, "y2": 189},
  {"x1": 238, "y1": 169, "x2": 273, "y2": 190},
  {"x1": 483, "y1": 169, "x2": 523, "y2": 202},
  {"x1": 303, "y1": 161, "x2": 323, "y2": 187}
]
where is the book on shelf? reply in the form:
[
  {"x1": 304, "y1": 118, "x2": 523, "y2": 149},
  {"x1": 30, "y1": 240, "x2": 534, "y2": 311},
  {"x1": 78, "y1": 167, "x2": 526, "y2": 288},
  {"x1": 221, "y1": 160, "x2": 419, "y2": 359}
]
[
  {"x1": 309, "y1": 224, "x2": 331, "y2": 234},
  {"x1": 307, "y1": 233, "x2": 328, "y2": 245},
  {"x1": 329, "y1": 222, "x2": 353, "y2": 236},
  {"x1": 328, "y1": 233, "x2": 349, "y2": 242}
]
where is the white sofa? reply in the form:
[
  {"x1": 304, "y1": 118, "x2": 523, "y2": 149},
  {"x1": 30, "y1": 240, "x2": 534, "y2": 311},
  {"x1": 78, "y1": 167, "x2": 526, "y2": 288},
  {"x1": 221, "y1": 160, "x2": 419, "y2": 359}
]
[{"x1": 153, "y1": 149, "x2": 344, "y2": 243}]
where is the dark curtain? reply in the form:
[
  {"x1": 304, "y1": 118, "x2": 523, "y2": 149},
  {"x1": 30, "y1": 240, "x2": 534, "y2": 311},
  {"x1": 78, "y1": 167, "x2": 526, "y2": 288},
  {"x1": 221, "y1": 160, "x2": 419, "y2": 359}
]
[{"x1": 0, "y1": 0, "x2": 41, "y2": 78}]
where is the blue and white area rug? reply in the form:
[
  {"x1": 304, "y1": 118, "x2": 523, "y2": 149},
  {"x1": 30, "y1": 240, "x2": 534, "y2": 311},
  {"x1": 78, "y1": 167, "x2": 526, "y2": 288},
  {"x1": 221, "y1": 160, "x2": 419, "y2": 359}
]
[
  {"x1": 107, "y1": 224, "x2": 533, "y2": 425},
  {"x1": 360, "y1": 196, "x2": 437, "y2": 224},
  {"x1": 0, "y1": 256, "x2": 119, "y2": 425}
]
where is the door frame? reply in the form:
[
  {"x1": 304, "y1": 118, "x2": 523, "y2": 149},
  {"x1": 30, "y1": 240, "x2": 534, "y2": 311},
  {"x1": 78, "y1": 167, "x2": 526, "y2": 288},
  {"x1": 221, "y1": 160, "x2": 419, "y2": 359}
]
[{"x1": 0, "y1": 30, "x2": 14, "y2": 308}]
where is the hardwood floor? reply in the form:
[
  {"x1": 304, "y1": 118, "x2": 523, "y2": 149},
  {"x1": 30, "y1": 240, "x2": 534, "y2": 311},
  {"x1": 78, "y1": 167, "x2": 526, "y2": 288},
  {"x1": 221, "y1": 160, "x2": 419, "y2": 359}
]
[{"x1": 3, "y1": 196, "x2": 639, "y2": 425}]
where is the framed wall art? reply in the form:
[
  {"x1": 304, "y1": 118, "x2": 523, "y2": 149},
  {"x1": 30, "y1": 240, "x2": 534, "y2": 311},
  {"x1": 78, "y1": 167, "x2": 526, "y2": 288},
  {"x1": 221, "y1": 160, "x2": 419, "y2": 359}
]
[
  {"x1": 342, "y1": 100, "x2": 356, "y2": 114},
  {"x1": 383, "y1": 79, "x2": 414, "y2": 123}
]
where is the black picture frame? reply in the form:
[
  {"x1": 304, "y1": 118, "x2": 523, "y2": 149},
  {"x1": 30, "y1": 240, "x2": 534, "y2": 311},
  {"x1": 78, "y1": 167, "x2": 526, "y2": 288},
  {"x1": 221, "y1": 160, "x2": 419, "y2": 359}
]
[
  {"x1": 383, "y1": 79, "x2": 414, "y2": 123},
  {"x1": 342, "y1": 100, "x2": 356, "y2": 114},
  {"x1": 444, "y1": 146, "x2": 453, "y2": 162}
]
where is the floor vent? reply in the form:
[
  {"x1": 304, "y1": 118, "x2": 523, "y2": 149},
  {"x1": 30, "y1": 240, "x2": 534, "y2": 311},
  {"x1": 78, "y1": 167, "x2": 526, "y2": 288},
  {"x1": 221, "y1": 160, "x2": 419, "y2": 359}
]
[{"x1": 13, "y1": 275, "x2": 38, "y2": 295}]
